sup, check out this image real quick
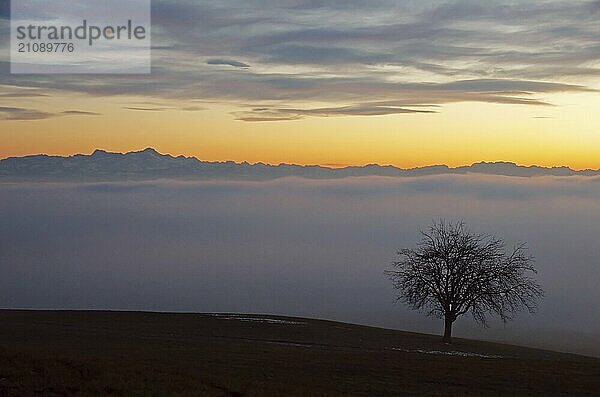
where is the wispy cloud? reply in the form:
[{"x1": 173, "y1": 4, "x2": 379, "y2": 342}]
[
  {"x1": 61, "y1": 110, "x2": 101, "y2": 116},
  {"x1": 181, "y1": 106, "x2": 206, "y2": 111},
  {"x1": 1, "y1": 1, "x2": 598, "y2": 121},
  {"x1": 0, "y1": 106, "x2": 101, "y2": 120},
  {"x1": 0, "y1": 106, "x2": 54, "y2": 121},
  {"x1": 123, "y1": 107, "x2": 172, "y2": 112},
  {"x1": 207, "y1": 59, "x2": 251, "y2": 68},
  {"x1": 0, "y1": 92, "x2": 49, "y2": 98},
  {"x1": 235, "y1": 104, "x2": 436, "y2": 121}
]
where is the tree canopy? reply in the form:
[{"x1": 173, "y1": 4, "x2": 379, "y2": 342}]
[{"x1": 387, "y1": 220, "x2": 544, "y2": 343}]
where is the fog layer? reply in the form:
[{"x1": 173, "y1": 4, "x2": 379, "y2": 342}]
[{"x1": 1, "y1": 175, "x2": 599, "y2": 356}]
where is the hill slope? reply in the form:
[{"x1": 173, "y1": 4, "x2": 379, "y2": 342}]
[{"x1": 1, "y1": 310, "x2": 598, "y2": 396}]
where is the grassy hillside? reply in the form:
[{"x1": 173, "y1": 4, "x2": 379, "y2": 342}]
[{"x1": 0, "y1": 310, "x2": 598, "y2": 396}]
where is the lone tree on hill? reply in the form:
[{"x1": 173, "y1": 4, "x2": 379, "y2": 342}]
[{"x1": 387, "y1": 220, "x2": 543, "y2": 343}]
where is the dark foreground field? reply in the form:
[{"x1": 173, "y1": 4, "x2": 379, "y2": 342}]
[{"x1": 0, "y1": 310, "x2": 598, "y2": 396}]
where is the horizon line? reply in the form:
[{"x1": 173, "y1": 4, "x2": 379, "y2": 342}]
[{"x1": 2, "y1": 147, "x2": 599, "y2": 172}]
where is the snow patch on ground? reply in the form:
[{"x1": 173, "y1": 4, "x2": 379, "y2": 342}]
[
  {"x1": 392, "y1": 348, "x2": 502, "y2": 358},
  {"x1": 208, "y1": 314, "x2": 304, "y2": 325},
  {"x1": 264, "y1": 340, "x2": 313, "y2": 348}
]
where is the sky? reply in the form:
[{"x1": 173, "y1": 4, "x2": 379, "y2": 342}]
[
  {"x1": 1, "y1": 0, "x2": 599, "y2": 168},
  {"x1": 1, "y1": 175, "x2": 599, "y2": 356}
]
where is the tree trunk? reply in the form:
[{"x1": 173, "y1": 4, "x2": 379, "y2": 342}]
[{"x1": 443, "y1": 317, "x2": 453, "y2": 343}]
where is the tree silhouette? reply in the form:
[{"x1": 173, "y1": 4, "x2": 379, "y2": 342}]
[{"x1": 387, "y1": 220, "x2": 543, "y2": 343}]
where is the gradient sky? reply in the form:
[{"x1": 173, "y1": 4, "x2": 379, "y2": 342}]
[{"x1": 1, "y1": 0, "x2": 599, "y2": 168}]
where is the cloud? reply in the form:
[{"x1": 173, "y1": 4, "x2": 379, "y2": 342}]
[
  {"x1": 123, "y1": 107, "x2": 172, "y2": 112},
  {"x1": 0, "y1": 107, "x2": 102, "y2": 121},
  {"x1": 207, "y1": 59, "x2": 251, "y2": 68},
  {"x1": 427, "y1": 79, "x2": 593, "y2": 93},
  {"x1": 235, "y1": 104, "x2": 436, "y2": 121},
  {"x1": 123, "y1": 105, "x2": 206, "y2": 112},
  {"x1": 0, "y1": 0, "x2": 8, "y2": 20},
  {"x1": 1, "y1": 1, "x2": 599, "y2": 120},
  {"x1": 181, "y1": 105, "x2": 206, "y2": 111},
  {"x1": 61, "y1": 110, "x2": 101, "y2": 116},
  {"x1": 0, "y1": 92, "x2": 49, "y2": 98},
  {"x1": 0, "y1": 106, "x2": 54, "y2": 121}
]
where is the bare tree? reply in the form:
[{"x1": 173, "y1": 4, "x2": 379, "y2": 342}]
[{"x1": 386, "y1": 220, "x2": 543, "y2": 343}]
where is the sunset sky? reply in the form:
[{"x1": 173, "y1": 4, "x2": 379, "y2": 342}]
[{"x1": 1, "y1": 0, "x2": 599, "y2": 169}]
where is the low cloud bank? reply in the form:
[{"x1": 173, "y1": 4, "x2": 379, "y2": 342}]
[{"x1": 1, "y1": 175, "x2": 599, "y2": 356}]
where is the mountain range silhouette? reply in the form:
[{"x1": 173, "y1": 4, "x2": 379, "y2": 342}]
[{"x1": 1, "y1": 148, "x2": 598, "y2": 181}]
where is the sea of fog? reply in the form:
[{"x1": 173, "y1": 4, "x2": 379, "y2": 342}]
[{"x1": 1, "y1": 175, "x2": 599, "y2": 356}]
